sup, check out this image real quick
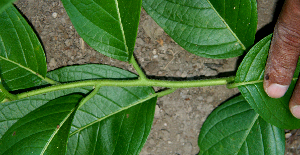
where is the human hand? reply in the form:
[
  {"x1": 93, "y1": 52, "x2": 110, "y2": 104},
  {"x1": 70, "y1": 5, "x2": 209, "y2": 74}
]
[{"x1": 264, "y1": 0, "x2": 300, "y2": 119}]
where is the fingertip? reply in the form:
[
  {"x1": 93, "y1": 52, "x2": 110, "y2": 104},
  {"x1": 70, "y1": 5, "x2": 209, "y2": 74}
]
[
  {"x1": 265, "y1": 83, "x2": 289, "y2": 98},
  {"x1": 291, "y1": 105, "x2": 300, "y2": 119}
]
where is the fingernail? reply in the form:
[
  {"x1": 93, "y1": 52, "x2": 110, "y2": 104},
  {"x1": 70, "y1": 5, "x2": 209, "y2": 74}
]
[
  {"x1": 291, "y1": 106, "x2": 300, "y2": 119},
  {"x1": 266, "y1": 84, "x2": 289, "y2": 98}
]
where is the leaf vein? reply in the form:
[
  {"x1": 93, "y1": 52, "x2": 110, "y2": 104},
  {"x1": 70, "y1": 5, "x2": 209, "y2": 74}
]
[
  {"x1": 6, "y1": 12, "x2": 29, "y2": 68},
  {"x1": 206, "y1": 0, "x2": 245, "y2": 50},
  {"x1": 200, "y1": 108, "x2": 254, "y2": 148}
]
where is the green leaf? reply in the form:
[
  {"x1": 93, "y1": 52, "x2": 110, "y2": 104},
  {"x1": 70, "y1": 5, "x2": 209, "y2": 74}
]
[
  {"x1": 142, "y1": 0, "x2": 257, "y2": 59},
  {"x1": 0, "y1": 5, "x2": 47, "y2": 91},
  {"x1": 198, "y1": 95, "x2": 285, "y2": 155},
  {"x1": 0, "y1": 91, "x2": 4, "y2": 102},
  {"x1": 67, "y1": 96, "x2": 157, "y2": 155},
  {"x1": 235, "y1": 34, "x2": 300, "y2": 129},
  {"x1": 46, "y1": 64, "x2": 156, "y2": 154},
  {"x1": 0, "y1": 64, "x2": 138, "y2": 137},
  {"x1": 0, "y1": 83, "x2": 5, "y2": 102},
  {"x1": 0, "y1": 64, "x2": 156, "y2": 154},
  {"x1": 0, "y1": 1, "x2": 17, "y2": 14},
  {"x1": 61, "y1": 0, "x2": 142, "y2": 62},
  {"x1": 45, "y1": 64, "x2": 138, "y2": 82},
  {"x1": 0, "y1": 94, "x2": 83, "y2": 155},
  {"x1": 0, "y1": 88, "x2": 90, "y2": 138}
]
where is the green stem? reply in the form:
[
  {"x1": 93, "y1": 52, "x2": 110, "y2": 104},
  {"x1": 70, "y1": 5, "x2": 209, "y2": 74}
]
[
  {"x1": 0, "y1": 83, "x2": 18, "y2": 101},
  {"x1": 2, "y1": 98, "x2": 9, "y2": 103},
  {"x1": 227, "y1": 80, "x2": 263, "y2": 89},
  {"x1": 15, "y1": 77, "x2": 235, "y2": 101},
  {"x1": 130, "y1": 55, "x2": 147, "y2": 80},
  {"x1": 146, "y1": 77, "x2": 235, "y2": 88},
  {"x1": 78, "y1": 85, "x2": 101, "y2": 108},
  {"x1": 32, "y1": 72, "x2": 59, "y2": 85},
  {"x1": 156, "y1": 88, "x2": 177, "y2": 98},
  {"x1": 44, "y1": 77, "x2": 60, "y2": 85}
]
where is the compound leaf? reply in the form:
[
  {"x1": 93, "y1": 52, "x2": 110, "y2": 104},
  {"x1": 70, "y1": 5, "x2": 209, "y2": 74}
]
[
  {"x1": 46, "y1": 65, "x2": 156, "y2": 155},
  {"x1": 0, "y1": 64, "x2": 156, "y2": 154},
  {"x1": 198, "y1": 95, "x2": 285, "y2": 155},
  {"x1": 61, "y1": 0, "x2": 142, "y2": 62},
  {"x1": 235, "y1": 34, "x2": 300, "y2": 129},
  {"x1": 0, "y1": 5, "x2": 47, "y2": 91},
  {"x1": 142, "y1": 0, "x2": 257, "y2": 58},
  {"x1": 0, "y1": 94, "x2": 83, "y2": 155}
]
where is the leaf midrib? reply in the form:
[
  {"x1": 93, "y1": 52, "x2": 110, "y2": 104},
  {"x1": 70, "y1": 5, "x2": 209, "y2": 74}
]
[
  {"x1": 69, "y1": 94, "x2": 156, "y2": 137},
  {"x1": 114, "y1": 0, "x2": 129, "y2": 57},
  {"x1": 68, "y1": 0, "x2": 129, "y2": 59},
  {"x1": 206, "y1": 0, "x2": 246, "y2": 50},
  {"x1": 0, "y1": 55, "x2": 44, "y2": 80},
  {"x1": 244, "y1": 84, "x2": 293, "y2": 128},
  {"x1": 40, "y1": 107, "x2": 77, "y2": 155},
  {"x1": 234, "y1": 114, "x2": 259, "y2": 155},
  {"x1": 234, "y1": 78, "x2": 298, "y2": 87},
  {"x1": 201, "y1": 109, "x2": 257, "y2": 154}
]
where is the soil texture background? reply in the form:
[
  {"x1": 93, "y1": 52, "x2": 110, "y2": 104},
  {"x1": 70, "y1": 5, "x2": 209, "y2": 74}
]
[{"x1": 13, "y1": 0, "x2": 300, "y2": 154}]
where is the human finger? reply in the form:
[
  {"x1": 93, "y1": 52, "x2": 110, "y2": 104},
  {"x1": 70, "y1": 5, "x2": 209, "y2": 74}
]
[
  {"x1": 264, "y1": 0, "x2": 300, "y2": 98},
  {"x1": 290, "y1": 79, "x2": 300, "y2": 118}
]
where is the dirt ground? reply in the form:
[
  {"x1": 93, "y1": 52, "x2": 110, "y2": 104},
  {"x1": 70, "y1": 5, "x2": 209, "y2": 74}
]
[{"x1": 13, "y1": 0, "x2": 300, "y2": 154}]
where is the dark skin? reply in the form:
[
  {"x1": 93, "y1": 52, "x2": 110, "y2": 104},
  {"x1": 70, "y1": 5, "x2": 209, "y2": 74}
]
[{"x1": 264, "y1": 0, "x2": 300, "y2": 118}]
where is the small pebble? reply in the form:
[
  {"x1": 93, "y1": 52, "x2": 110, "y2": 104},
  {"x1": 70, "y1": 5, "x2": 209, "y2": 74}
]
[
  {"x1": 52, "y1": 12, "x2": 58, "y2": 18},
  {"x1": 49, "y1": 58, "x2": 56, "y2": 67},
  {"x1": 152, "y1": 49, "x2": 157, "y2": 55},
  {"x1": 181, "y1": 71, "x2": 187, "y2": 77},
  {"x1": 285, "y1": 132, "x2": 292, "y2": 139},
  {"x1": 80, "y1": 38, "x2": 85, "y2": 50},
  {"x1": 175, "y1": 71, "x2": 181, "y2": 76}
]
